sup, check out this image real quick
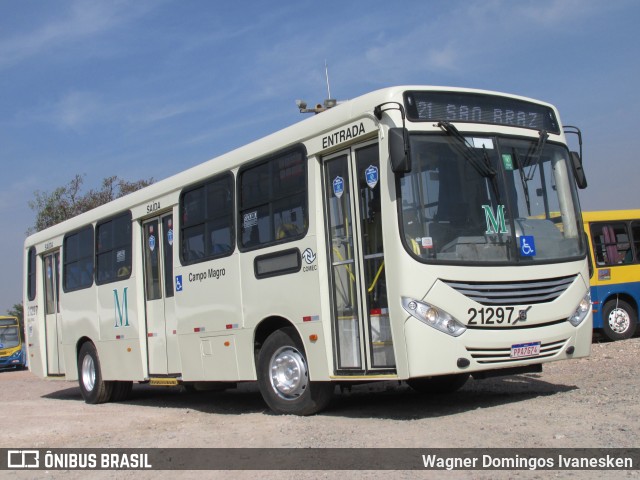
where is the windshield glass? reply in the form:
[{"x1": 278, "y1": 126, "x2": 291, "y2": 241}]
[
  {"x1": 0, "y1": 326, "x2": 21, "y2": 349},
  {"x1": 399, "y1": 133, "x2": 585, "y2": 264}
]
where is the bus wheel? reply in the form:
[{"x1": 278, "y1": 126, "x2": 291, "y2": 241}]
[
  {"x1": 602, "y1": 299, "x2": 637, "y2": 341},
  {"x1": 111, "y1": 381, "x2": 133, "y2": 402},
  {"x1": 257, "y1": 328, "x2": 333, "y2": 415},
  {"x1": 407, "y1": 373, "x2": 470, "y2": 394},
  {"x1": 77, "y1": 342, "x2": 113, "y2": 404}
]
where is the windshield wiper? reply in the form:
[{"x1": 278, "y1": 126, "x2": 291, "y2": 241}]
[
  {"x1": 438, "y1": 121, "x2": 500, "y2": 202},
  {"x1": 525, "y1": 130, "x2": 549, "y2": 181},
  {"x1": 512, "y1": 148, "x2": 531, "y2": 216},
  {"x1": 437, "y1": 121, "x2": 496, "y2": 178}
]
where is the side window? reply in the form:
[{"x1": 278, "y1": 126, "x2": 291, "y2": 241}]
[
  {"x1": 27, "y1": 247, "x2": 36, "y2": 301},
  {"x1": 590, "y1": 222, "x2": 632, "y2": 266},
  {"x1": 239, "y1": 147, "x2": 307, "y2": 249},
  {"x1": 181, "y1": 173, "x2": 234, "y2": 265},
  {"x1": 96, "y1": 212, "x2": 132, "y2": 285},
  {"x1": 631, "y1": 221, "x2": 640, "y2": 264},
  {"x1": 63, "y1": 225, "x2": 94, "y2": 292}
]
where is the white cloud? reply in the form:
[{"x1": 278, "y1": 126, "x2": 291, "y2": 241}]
[{"x1": 0, "y1": 1, "x2": 158, "y2": 69}]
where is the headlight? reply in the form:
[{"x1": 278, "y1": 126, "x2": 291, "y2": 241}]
[
  {"x1": 567, "y1": 292, "x2": 591, "y2": 327},
  {"x1": 401, "y1": 297, "x2": 466, "y2": 337}
]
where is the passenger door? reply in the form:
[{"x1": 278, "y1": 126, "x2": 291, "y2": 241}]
[
  {"x1": 323, "y1": 142, "x2": 395, "y2": 373},
  {"x1": 43, "y1": 251, "x2": 64, "y2": 374},
  {"x1": 143, "y1": 214, "x2": 180, "y2": 375}
]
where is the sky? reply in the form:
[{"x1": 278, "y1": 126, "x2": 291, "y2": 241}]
[{"x1": 1, "y1": 0, "x2": 639, "y2": 313}]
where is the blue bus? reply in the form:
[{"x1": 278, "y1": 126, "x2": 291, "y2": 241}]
[
  {"x1": 0, "y1": 316, "x2": 26, "y2": 370},
  {"x1": 583, "y1": 210, "x2": 640, "y2": 340}
]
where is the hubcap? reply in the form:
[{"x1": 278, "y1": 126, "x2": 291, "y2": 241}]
[
  {"x1": 608, "y1": 307, "x2": 630, "y2": 334},
  {"x1": 269, "y1": 346, "x2": 308, "y2": 400},
  {"x1": 81, "y1": 355, "x2": 96, "y2": 392}
]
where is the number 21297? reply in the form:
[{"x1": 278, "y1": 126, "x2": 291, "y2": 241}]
[{"x1": 468, "y1": 307, "x2": 515, "y2": 325}]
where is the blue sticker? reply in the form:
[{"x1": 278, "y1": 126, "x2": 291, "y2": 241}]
[
  {"x1": 167, "y1": 229, "x2": 174, "y2": 246},
  {"x1": 333, "y1": 176, "x2": 344, "y2": 198},
  {"x1": 149, "y1": 234, "x2": 156, "y2": 252},
  {"x1": 365, "y1": 165, "x2": 379, "y2": 189},
  {"x1": 175, "y1": 275, "x2": 183, "y2": 292},
  {"x1": 520, "y1": 235, "x2": 536, "y2": 256}
]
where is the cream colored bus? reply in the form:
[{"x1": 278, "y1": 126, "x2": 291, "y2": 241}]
[{"x1": 23, "y1": 86, "x2": 592, "y2": 415}]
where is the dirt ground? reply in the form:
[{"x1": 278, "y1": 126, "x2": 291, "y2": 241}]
[{"x1": 1, "y1": 335, "x2": 639, "y2": 480}]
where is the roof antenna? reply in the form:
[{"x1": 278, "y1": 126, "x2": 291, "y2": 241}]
[
  {"x1": 325, "y1": 59, "x2": 332, "y2": 101},
  {"x1": 295, "y1": 61, "x2": 338, "y2": 114}
]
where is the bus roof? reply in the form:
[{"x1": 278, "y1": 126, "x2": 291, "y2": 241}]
[{"x1": 582, "y1": 210, "x2": 640, "y2": 222}]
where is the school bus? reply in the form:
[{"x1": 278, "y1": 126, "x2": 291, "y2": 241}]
[
  {"x1": 583, "y1": 210, "x2": 640, "y2": 340},
  {"x1": 0, "y1": 316, "x2": 26, "y2": 370}
]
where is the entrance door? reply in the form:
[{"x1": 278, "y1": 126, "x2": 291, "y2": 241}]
[
  {"x1": 43, "y1": 251, "x2": 64, "y2": 374},
  {"x1": 143, "y1": 214, "x2": 180, "y2": 375},
  {"x1": 323, "y1": 142, "x2": 395, "y2": 373}
]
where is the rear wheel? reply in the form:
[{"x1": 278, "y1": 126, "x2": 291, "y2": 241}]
[
  {"x1": 602, "y1": 299, "x2": 637, "y2": 341},
  {"x1": 407, "y1": 373, "x2": 470, "y2": 394},
  {"x1": 257, "y1": 328, "x2": 333, "y2": 415},
  {"x1": 77, "y1": 342, "x2": 113, "y2": 404},
  {"x1": 111, "y1": 381, "x2": 133, "y2": 402}
]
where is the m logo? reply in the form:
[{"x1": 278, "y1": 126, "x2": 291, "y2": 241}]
[
  {"x1": 482, "y1": 204, "x2": 508, "y2": 234},
  {"x1": 113, "y1": 287, "x2": 130, "y2": 327}
]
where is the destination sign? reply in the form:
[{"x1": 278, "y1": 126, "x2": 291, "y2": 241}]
[{"x1": 404, "y1": 91, "x2": 559, "y2": 134}]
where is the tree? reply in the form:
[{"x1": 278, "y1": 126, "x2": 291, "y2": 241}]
[
  {"x1": 7, "y1": 302, "x2": 23, "y2": 322},
  {"x1": 28, "y1": 174, "x2": 153, "y2": 233}
]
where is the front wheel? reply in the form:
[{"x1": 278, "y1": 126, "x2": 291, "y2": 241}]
[
  {"x1": 110, "y1": 381, "x2": 133, "y2": 402},
  {"x1": 77, "y1": 342, "x2": 113, "y2": 404},
  {"x1": 257, "y1": 328, "x2": 333, "y2": 415},
  {"x1": 602, "y1": 299, "x2": 637, "y2": 341}
]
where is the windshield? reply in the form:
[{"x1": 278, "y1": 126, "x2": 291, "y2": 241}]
[
  {"x1": 398, "y1": 133, "x2": 585, "y2": 264},
  {"x1": 0, "y1": 326, "x2": 21, "y2": 349}
]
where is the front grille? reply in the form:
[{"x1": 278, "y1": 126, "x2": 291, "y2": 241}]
[
  {"x1": 466, "y1": 339, "x2": 567, "y2": 364},
  {"x1": 443, "y1": 275, "x2": 576, "y2": 306}
]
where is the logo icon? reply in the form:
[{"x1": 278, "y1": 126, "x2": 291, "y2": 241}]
[
  {"x1": 7, "y1": 450, "x2": 39, "y2": 469},
  {"x1": 513, "y1": 306, "x2": 532, "y2": 325},
  {"x1": 520, "y1": 235, "x2": 536, "y2": 256},
  {"x1": 175, "y1": 275, "x2": 183, "y2": 292},
  {"x1": 365, "y1": 165, "x2": 379, "y2": 189},
  {"x1": 302, "y1": 248, "x2": 316, "y2": 264},
  {"x1": 482, "y1": 204, "x2": 508, "y2": 234},
  {"x1": 332, "y1": 176, "x2": 344, "y2": 198}
]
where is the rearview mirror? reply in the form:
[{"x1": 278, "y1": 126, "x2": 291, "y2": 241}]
[
  {"x1": 570, "y1": 151, "x2": 587, "y2": 189},
  {"x1": 389, "y1": 128, "x2": 411, "y2": 173}
]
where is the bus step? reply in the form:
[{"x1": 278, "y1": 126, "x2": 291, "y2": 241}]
[{"x1": 149, "y1": 377, "x2": 179, "y2": 387}]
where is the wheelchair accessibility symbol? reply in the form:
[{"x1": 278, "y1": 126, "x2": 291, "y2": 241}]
[{"x1": 520, "y1": 235, "x2": 536, "y2": 257}]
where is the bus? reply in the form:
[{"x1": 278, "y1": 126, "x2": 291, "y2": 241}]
[
  {"x1": 583, "y1": 210, "x2": 640, "y2": 341},
  {"x1": 0, "y1": 316, "x2": 26, "y2": 370},
  {"x1": 23, "y1": 86, "x2": 592, "y2": 415}
]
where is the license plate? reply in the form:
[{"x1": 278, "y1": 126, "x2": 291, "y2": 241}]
[{"x1": 510, "y1": 341, "x2": 541, "y2": 359}]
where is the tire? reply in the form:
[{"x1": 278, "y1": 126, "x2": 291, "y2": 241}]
[
  {"x1": 602, "y1": 299, "x2": 637, "y2": 341},
  {"x1": 407, "y1": 373, "x2": 470, "y2": 394},
  {"x1": 77, "y1": 342, "x2": 113, "y2": 404},
  {"x1": 111, "y1": 381, "x2": 133, "y2": 402},
  {"x1": 257, "y1": 328, "x2": 334, "y2": 415}
]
